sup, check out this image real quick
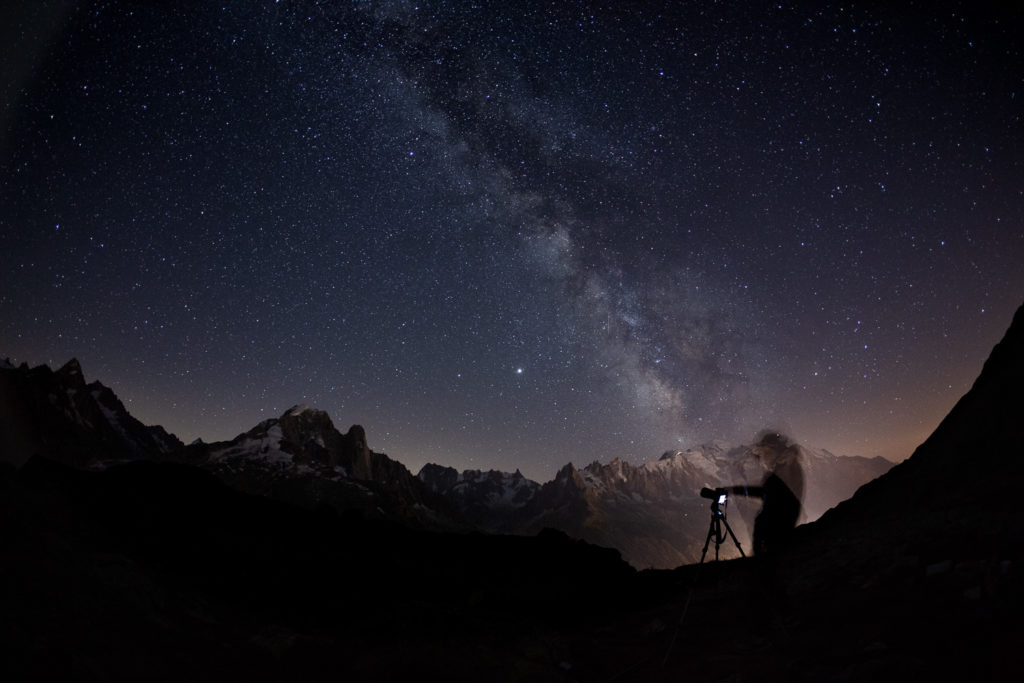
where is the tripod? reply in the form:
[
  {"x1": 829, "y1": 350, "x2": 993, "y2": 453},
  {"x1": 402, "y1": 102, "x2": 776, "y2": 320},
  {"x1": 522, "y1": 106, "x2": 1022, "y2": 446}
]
[
  {"x1": 699, "y1": 495, "x2": 745, "y2": 563},
  {"x1": 662, "y1": 492, "x2": 746, "y2": 667}
]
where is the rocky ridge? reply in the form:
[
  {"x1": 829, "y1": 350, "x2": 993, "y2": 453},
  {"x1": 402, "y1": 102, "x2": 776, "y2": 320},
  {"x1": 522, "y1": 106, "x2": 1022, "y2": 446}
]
[
  {"x1": 2, "y1": 356, "x2": 890, "y2": 566},
  {"x1": 178, "y1": 405, "x2": 450, "y2": 527},
  {"x1": 0, "y1": 357, "x2": 181, "y2": 468},
  {"x1": 420, "y1": 441, "x2": 892, "y2": 568}
]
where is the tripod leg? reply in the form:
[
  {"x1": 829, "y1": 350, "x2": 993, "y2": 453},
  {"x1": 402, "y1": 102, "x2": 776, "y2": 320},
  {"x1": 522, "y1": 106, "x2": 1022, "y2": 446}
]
[
  {"x1": 714, "y1": 517, "x2": 721, "y2": 561},
  {"x1": 665, "y1": 513, "x2": 717, "y2": 667},
  {"x1": 721, "y1": 517, "x2": 746, "y2": 558},
  {"x1": 699, "y1": 515, "x2": 717, "y2": 565}
]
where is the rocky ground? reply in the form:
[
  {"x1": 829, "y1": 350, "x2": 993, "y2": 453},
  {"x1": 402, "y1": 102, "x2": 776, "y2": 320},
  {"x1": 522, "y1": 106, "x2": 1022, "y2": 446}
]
[{"x1": 2, "y1": 451, "x2": 1021, "y2": 683}]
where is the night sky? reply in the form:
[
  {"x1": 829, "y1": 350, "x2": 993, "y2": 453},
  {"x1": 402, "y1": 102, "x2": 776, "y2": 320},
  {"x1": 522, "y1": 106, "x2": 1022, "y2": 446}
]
[{"x1": 2, "y1": 1, "x2": 1022, "y2": 481}]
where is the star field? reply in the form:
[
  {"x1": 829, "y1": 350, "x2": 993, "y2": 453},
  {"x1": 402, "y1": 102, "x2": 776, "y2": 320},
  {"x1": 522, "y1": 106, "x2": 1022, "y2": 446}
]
[{"x1": 2, "y1": 1, "x2": 1022, "y2": 480}]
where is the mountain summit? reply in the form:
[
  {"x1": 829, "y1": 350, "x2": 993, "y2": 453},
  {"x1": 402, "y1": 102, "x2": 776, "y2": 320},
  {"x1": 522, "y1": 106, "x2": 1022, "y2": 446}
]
[{"x1": 180, "y1": 405, "x2": 440, "y2": 525}]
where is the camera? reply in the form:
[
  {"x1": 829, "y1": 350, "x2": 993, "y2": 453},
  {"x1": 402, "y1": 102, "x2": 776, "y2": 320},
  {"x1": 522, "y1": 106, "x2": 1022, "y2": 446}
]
[{"x1": 700, "y1": 487, "x2": 728, "y2": 505}]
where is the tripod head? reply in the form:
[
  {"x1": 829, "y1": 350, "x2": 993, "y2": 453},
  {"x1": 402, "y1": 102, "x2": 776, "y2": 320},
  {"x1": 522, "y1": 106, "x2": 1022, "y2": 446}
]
[
  {"x1": 700, "y1": 486, "x2": 729, "y2": 515},
  {"x1": 695, "y1": 486, "x2": 745, "y2": 561}
]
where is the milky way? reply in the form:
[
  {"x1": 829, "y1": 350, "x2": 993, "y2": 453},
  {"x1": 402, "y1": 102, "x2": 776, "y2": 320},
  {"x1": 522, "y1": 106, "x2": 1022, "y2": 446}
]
[{"x1": 2, "y1": 1, "x2": 1022, "y2": 480}]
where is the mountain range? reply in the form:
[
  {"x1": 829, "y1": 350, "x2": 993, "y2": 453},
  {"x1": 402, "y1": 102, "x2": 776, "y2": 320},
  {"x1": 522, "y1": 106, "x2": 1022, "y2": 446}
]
[
  {"x1": 419, "y1": 442, "x2": 891, "y2": 568},
  {"x1": 0, "y1": 356, "x2": 890, "y2": 568},
  {"x1": 1, "y1": 302, "x2": 1021, "y2": 680}
]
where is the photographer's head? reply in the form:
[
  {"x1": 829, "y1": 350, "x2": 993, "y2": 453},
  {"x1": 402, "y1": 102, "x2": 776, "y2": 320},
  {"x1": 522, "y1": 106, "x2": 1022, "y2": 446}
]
[{"x1": 753, "y1": 430, "x2": 799, "y2": 468}]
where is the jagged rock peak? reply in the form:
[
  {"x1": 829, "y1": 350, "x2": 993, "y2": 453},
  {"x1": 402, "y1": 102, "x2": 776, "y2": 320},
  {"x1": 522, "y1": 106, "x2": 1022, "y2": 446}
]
[
  {"x1": 280, "y1": 404, "x2": 335, "y2": 425},
  {"x1": 554, "y1": 462, "x2": 585, "y2": 488},
  {"x1": 418, "y1": 462, "x2": 456, "y2": 479},
  {"x1": 59, "y1": 357, "x2": 83, "y2": 375},
  {"x1": 278, "y1": 404, "x2": 337, "y2": 434},
  {"x1": 556, "y1": 462, "x2": 577, "y2": 477},
  {"x1": 418, "y1": 463, "x2": 458, "y2": 478},
  {"x1": 345, "y1": 424, "x2": 369, "y2": 451},
  {"x1": 56, "y1": 358, "x2": 87, "y2": 387},
  {"x1": 285, "y1": 404, "x2": 319, "y2": 417},
  {"x1": 416, "y1": 464, "x2": 462, "y2": 494}
]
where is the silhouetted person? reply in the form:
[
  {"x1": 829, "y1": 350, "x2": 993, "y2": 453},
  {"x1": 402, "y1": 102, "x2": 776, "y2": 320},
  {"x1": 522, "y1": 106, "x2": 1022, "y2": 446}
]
[{"x1": 727, "y1": 432, "x2": 804, "y2": 555}]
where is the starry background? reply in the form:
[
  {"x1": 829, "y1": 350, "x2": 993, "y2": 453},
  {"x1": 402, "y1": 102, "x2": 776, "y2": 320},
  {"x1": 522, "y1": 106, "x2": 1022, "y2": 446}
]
[{"x1": 2, "y1": 1, "x2": 1022, "y2": 481}]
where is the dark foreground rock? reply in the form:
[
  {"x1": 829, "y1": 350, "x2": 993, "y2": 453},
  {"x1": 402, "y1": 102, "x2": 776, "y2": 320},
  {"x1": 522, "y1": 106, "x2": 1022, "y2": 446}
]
[
  {"x1": 0, "y1": 456, "x2": 633, "y2": 683},
  {"x1": 3, "y1": 450, "x2": 1020, "y2": 682}
]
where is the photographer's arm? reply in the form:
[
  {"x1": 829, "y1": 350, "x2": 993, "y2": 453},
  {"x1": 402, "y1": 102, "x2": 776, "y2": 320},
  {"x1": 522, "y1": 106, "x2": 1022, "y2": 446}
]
[{"x1": 728, "y1": 485, "x2": 764, "y2": 498}]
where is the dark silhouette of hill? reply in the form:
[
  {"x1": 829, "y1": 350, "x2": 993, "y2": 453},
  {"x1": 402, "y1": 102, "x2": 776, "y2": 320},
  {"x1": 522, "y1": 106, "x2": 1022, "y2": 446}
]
[
  {"x1": 811, "y1": 298, "x2": 1024, "y2": 537},
  {"x1": 0, "y1": 455, "x2": 633, "y2": 682}
]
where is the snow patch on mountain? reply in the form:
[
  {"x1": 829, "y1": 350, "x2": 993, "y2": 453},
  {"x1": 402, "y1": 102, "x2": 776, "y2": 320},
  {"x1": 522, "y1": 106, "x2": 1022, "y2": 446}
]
[
  {"x1": 211, "y1": 421, "x2": 291, "y2": 465},
  {"x1": 92, "y1": 388, "x2": 129, "y2": 439}
]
